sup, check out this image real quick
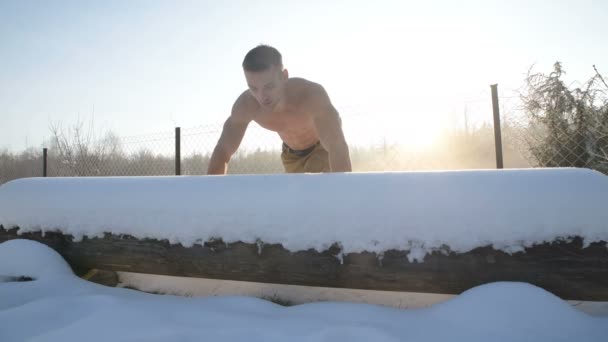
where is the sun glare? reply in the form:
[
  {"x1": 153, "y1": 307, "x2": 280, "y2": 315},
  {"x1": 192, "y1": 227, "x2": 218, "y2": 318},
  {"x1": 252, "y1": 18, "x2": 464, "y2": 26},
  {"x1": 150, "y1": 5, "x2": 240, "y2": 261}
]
[
  {"x1": 383, "y1": 115, "x2": 443, "y2": 148},
  {"x1": 342, "y1": 109, "x2": 444, "y2": 151}
]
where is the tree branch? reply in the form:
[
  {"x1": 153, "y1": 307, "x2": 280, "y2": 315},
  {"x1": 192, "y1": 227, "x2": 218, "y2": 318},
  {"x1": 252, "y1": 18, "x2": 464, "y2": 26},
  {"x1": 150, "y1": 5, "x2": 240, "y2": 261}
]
[{"x1": 593, "y1": 65, "x2": 608, "y2": 90}]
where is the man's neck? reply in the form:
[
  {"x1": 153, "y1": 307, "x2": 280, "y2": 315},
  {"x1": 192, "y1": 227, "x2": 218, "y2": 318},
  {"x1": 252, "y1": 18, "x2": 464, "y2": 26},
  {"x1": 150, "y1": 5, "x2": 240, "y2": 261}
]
[
  {"x1": 267, "y1": 89, "x2": 289, "y2": 114},
  {"x1": 273, "y1": 97, "x2": 288, "y2": 113}
]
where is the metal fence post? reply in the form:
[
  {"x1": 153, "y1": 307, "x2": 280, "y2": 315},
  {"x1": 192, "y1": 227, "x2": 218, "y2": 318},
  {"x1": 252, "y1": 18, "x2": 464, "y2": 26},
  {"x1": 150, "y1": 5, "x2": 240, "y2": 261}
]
[
  {"x1": 175, "y1": 127, "x2": 181, "y2": 175},
  {"x1": 490, "y1": 84, "x2": 504, "y2": 169},
  {"x1": 43, "y1": 148, "x2": 48, "y2": 177}
]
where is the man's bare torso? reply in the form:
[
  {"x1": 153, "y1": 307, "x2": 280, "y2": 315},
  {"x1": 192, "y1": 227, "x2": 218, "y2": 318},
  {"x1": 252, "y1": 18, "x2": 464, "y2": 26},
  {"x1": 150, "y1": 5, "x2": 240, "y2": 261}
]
[{"x1": 239, "y1": 78, "x2": 320, "y2": 150}]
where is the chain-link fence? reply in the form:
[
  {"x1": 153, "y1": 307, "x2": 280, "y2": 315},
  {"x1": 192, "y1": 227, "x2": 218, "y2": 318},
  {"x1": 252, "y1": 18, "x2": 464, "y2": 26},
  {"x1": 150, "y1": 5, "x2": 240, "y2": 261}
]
[
  {"x1": 507, "y1": 111, "x2": 608, "y2": 174},
  {"x1": 1, "y1": 87, "x2": 607, "y2": 186},
  {"x1": 0, "y1": 149, "x2": 45, "y2": 185}
]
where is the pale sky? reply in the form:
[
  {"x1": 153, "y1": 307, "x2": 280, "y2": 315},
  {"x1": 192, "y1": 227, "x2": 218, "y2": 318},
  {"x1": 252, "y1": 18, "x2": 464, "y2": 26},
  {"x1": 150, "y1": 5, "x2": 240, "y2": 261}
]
[{"x1": 1, "y1": 0, "x2": 607, "y2": 151}]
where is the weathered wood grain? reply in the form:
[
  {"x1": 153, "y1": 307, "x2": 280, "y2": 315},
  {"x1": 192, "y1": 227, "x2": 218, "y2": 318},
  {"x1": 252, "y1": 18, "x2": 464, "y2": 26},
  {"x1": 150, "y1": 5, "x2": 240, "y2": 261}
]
[{"x1": 1, "y1": 226, "x2": 606, "y2": 300}]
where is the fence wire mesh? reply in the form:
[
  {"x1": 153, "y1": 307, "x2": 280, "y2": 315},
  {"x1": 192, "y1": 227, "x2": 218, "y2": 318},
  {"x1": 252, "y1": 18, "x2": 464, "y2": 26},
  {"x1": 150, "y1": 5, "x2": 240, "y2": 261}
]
[{"x1": 1, "y1": 91, "x2": 607, "y2": 185}]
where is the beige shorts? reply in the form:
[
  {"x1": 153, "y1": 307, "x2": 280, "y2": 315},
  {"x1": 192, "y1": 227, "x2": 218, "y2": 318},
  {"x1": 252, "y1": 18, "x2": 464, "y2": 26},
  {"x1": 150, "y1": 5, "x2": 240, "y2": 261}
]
[{"x1": 281, "y1": 142, "x2": 330, "y2": 173}]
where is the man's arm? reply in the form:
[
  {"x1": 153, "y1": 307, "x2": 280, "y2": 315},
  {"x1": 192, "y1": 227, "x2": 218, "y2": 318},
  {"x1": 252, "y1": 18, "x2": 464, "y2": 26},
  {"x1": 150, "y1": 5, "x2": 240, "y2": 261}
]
[
  {"x1": 307, "y1": 83, "x2": 352, "y2": 172},
  {"x1": 207, "y1": 99, "x2": 251, "y2": 175}
]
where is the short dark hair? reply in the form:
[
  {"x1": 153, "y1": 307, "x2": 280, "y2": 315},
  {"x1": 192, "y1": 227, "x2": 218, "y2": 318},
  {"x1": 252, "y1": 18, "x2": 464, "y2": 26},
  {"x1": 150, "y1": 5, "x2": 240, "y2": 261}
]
[{"x1": 242, "y1": 45, "x2": 283, "y2": 72}]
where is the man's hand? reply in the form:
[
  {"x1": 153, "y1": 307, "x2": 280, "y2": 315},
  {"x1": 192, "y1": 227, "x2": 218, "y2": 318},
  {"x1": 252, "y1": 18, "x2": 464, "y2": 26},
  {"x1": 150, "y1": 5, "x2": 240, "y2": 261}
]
[{"x1": 207, "y1": 97, "x2": 251, "y2": 174}]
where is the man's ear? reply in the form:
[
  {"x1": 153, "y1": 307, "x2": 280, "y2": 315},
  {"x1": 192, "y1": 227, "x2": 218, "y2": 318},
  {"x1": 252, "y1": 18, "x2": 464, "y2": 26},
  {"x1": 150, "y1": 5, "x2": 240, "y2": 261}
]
[{"x1": 282, "y1": 68, "x2": 289, "y2": 80}]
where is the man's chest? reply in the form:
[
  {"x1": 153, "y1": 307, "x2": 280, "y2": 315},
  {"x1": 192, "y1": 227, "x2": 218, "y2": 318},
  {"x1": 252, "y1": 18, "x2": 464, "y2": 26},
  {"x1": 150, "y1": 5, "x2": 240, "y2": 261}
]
[{"x1": 253, "y1": 109, "x2": 314, "y2": 132}]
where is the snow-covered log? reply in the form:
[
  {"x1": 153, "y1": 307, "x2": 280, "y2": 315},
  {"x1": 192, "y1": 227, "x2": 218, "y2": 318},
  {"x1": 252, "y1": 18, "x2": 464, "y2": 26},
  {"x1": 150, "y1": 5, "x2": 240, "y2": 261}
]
[{"x1": 1, "y1": 169, "x2": 607, "y2": 300}]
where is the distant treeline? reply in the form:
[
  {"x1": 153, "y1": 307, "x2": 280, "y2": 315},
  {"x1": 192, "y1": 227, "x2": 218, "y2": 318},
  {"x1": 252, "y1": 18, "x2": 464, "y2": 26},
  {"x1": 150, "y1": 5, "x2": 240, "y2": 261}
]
[{"x1": 0, "y1": 122, "x2": 530, "y2": 185}]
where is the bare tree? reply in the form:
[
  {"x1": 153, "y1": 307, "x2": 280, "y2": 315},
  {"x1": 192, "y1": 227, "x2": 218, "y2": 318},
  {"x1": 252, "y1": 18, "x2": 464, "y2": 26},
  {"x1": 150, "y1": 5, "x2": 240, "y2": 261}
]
[
  {"x1": 48, "y1": 117, "x2": 122, "y2": 176},
  {"x1": 520, "y1": 62, "x2": 608, "y2": 174}
]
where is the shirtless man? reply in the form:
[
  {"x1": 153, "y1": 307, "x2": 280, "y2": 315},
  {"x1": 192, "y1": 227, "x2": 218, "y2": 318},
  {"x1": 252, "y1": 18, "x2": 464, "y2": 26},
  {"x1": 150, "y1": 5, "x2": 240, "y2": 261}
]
[{"x1": 207, "y1": 45, "x2": 352, "y2": 174}]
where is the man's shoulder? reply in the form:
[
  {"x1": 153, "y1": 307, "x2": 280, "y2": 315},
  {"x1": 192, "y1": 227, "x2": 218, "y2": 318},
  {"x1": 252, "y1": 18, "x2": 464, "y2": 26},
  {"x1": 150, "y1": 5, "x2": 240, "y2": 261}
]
[
  {"x1": 231, "y1": 90, "x2": 257, "y2": 120},
  {"x1": 234, "y1": 90, "x2": 257, "y2": 108},
  {"x1": 287, "y1": 78, "x2": 327, "y2": 103},
  {"x1": 288, "y1": 77, "x2": 322, "y2": 92}
]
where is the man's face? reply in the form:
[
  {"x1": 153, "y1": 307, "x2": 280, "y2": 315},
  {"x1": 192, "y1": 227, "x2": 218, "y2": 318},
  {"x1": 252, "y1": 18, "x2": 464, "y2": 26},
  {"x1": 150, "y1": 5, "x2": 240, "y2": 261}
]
[{"x1": 244, "y1": 65, "x2": 288, "y2": 110}]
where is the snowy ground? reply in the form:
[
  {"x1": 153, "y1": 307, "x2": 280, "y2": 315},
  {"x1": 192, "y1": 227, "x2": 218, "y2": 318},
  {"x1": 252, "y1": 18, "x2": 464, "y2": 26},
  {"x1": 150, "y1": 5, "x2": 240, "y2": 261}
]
[{"x1": 1, "y1": 239, "x2": 607, "y2": 342}]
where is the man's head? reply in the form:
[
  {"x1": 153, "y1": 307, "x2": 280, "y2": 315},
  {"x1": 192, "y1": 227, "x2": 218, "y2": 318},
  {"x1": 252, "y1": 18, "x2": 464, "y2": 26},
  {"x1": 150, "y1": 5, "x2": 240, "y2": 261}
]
[{"x1": 242, "y1": 45, "x2": 289, "y2": 110}]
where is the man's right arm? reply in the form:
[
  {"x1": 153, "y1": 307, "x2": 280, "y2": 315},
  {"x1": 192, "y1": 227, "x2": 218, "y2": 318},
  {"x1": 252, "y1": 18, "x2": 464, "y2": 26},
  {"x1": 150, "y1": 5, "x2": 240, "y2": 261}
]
[{"x1": 207, "y1": 99, "x2": 251, "y2": 175}]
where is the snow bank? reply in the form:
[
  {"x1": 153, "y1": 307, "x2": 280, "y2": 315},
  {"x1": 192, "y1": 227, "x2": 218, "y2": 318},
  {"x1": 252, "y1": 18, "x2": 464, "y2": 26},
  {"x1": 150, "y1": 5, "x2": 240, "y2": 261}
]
[{"x1": 0, "y1": 239, "x2": 73, "y2": 279}]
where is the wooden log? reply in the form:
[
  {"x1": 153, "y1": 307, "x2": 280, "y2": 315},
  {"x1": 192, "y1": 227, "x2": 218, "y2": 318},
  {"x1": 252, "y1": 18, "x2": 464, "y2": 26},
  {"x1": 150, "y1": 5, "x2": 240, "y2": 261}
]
[{"x1": 1, "y1": 226, "x2": 607, "y2": 301}]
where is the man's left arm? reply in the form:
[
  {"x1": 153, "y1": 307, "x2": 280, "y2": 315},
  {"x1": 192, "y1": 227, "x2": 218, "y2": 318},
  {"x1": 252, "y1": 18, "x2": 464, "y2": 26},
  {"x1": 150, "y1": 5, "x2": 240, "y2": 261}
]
[{"x1": 308, "y1": 84, "x2": 352, "y2": 172}]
